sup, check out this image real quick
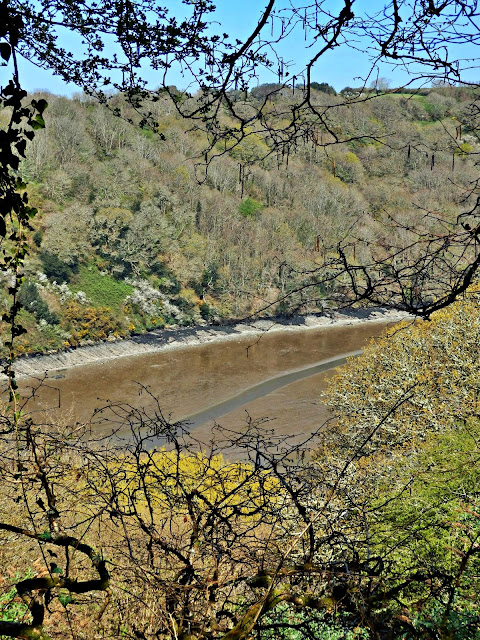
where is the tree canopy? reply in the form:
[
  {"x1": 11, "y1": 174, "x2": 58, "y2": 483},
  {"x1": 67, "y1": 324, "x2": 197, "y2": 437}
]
[
  {"x1": 1, "y1": 1, "x2": 480, "y2": 328},
  {"x1": 324, "y1": 284, "x2": 480, "y2": 456}
]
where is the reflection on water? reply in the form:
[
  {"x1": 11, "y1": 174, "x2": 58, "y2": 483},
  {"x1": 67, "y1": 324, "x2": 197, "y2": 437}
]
[{"x1": 20, "y1": 322, "x2": 392, "y2": 441}]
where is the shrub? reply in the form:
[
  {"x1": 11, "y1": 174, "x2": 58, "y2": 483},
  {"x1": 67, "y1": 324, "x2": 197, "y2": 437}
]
[
  {"x1": 455, "y1": 141, "x2": 474, "y2": 157},
  {"x1": 324, "y1": 285, "x2": 480, "y2": 455},
  {"x1": 40, "y1": 252, "x2": 76, "y2": 283},
  {"x1": 174, "y1": 296, "x2": 194, "y2": 315},
  {"x1": 199, "y1": 301, "x2": 214, "y2": 321},
  {"x1": 32, "y1": 230, "x2": 42, "y2": 247},
  {"x1": 17, "y1": 281, "x2": 59, "y2": 325},
  {"x1": 63, "y1": 302, "x2": 124, "y2": 344},
  {"x1": 239, "y1": 197, "x2": 263, "y2": 218}
]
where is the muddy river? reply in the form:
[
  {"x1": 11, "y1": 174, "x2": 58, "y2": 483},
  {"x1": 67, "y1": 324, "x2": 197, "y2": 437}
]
[{"x1": 19, "y1": 321, "x2": 393, "y2": 444}]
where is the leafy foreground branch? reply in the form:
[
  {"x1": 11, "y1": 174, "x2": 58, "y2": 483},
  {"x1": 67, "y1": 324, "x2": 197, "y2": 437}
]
[
  {"x1": 0, "y1": 527, "x2": 109, "y2": 640},
  {"x1": 0, "y1": 386, "x2": 479, "y2": 640}
]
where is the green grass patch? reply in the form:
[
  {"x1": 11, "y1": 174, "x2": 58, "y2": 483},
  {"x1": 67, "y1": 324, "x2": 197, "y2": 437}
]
[
  {"x1": 375, "y1": 92, "x2": 427, "y2": 100},
  {"x1": 72, "y1": 265, "x2": 133, "y2": 310}
]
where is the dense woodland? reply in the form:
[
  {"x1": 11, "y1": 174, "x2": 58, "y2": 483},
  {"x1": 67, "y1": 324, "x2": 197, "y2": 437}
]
[{"x1": 1, "y1": 83, "x2": 478, "y2": 355}]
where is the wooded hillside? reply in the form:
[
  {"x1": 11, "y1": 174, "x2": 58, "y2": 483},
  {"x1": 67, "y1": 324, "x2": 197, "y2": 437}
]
[{"x1": 3, "y1": 84, "x2": 478, "y2": 354}]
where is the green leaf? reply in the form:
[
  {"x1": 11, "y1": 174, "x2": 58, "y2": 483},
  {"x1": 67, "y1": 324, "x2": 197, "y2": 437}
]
[
  {"x1": 0, "y1": 43, "x2": 11, "y2": 62},
  {"x1": 58, "y1": 594, "x2": 73, "y2": 607},
  {"x1": 31, "y1": 115, "x2": 45, "y2": 130},
  {"x1": 32, "y1": 98, "x2": 48, "y2": 113},
  {"x1": 39, "y1": 531, "x2": 53, "y2": 541},
  {"x1": 52, "y1": 566, "x2": 63, "y2": 574}
]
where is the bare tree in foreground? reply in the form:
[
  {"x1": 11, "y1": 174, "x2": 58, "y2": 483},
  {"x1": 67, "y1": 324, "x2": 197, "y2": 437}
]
[{"x1": 0, "y1": 387, "x2": 478, "y2": 639}]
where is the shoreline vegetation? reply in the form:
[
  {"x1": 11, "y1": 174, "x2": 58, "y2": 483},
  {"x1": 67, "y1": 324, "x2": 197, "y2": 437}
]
[{"x1": 12, "y1": 307, "x2": 409, "y2": 379}]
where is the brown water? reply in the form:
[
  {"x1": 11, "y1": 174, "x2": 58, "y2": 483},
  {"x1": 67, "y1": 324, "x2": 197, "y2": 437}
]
[{"x1": 20, "y1": 322, "x2": 390, "y2": 442}]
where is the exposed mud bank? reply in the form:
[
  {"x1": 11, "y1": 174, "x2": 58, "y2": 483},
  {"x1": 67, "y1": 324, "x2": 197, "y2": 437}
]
[{"x1": 11, "y1": 308, "x2": 410, "y2": 379}]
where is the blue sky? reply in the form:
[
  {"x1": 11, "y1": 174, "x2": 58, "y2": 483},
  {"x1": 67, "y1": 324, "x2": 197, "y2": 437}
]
[{"x1": 6, "y1": 0, "x2": 480, "y2": 95}]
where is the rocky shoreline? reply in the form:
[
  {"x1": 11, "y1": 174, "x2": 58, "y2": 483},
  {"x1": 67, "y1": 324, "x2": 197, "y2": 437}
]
[{"x1": 11, "y1": 308, "x2": 410, "y2": 379}]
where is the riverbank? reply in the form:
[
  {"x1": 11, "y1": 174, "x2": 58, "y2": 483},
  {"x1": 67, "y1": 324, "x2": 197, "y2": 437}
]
[{"x1": 11, "y1": 308, "x2": 410, "y2": 379}]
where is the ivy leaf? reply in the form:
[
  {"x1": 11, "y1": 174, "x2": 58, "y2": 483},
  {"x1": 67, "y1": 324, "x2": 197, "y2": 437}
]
[
  {"x1": 35, "y1": 98, "x2": 48, "y2": 114},
  {"x1": 8, "y1": 154, "x2": 19, "y2": 170},
  {"x1": 12, "y1": 324, "x2": 26, "y2": 337},
  {"x1": 31, "y1": 115, "x2": 45, "y2": 130},
  {"x1": 58, "y1": 594, "x2": 73, "y2": 607},
  {"x1": 39, "y1": 530, "x2": 53, "y2": 541},
  {"x1": 0, "y1": 42, "x2": 11, "y2": 62}
]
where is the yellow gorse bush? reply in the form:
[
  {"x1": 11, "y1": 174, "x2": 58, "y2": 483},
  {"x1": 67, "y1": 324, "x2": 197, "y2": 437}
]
[{"x1": 103, "y1": 449, "x2": 280, "y2": 522}]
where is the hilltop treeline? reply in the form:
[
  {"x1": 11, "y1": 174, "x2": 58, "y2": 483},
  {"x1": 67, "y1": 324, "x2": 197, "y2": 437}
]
[{"x1": 2, "y1": 84, "x2": 478, "y2": 354}]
